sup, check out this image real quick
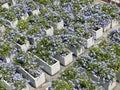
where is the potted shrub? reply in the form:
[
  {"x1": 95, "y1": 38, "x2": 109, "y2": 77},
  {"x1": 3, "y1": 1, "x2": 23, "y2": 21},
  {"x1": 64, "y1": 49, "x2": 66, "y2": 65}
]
[
  {"x1": 0, "y1": 63, "x2": 29, "y2": 90},
  {"x1": 74, "y1": 26, "x2": 94, "y2": 48},
  {"x1": 47, "y1": 14, "x2": 64, "y2": 30},
  {"x1": 0, "y1": 41, "x2": 16, "y2": 63},
  {"x1": 26, "y1": 1, "x2": 40, "y2": 15},
  {"x1": 60, "y1": 34, "x2": 84, "y2": 56},
  {"x1": 92, "y1": 25, "x2": 103, "y2": 39},
  {"x1": 14, "y1": 51, "x2": 45, "y2": 88},
  {"x1": 4, "y1": 11, "x2": 18, "y2": 28},
  {"x1": 54, "y1": 48, "x2": 73, "y2": 66},
  {"x1": 29, "y1": 45, "x2": 60, "y2": 75},
  {"x1": 15, "y1": 36, "x2": 30, "y2": 52}
]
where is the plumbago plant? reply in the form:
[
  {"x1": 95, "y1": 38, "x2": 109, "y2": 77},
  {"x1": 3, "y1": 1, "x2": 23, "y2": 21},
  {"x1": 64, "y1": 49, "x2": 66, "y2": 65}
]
[
  {"x1": 108, "y1": 29, "x2": 120, "y2": 45},
  {"x1": 0, "y1": 40, "x2": 15, "y2": 58},
  {"x1": 46, "y1": 13, "x2": 61, "y2": 23},
  {"x1": 26, "y1": 1, "x2": 38, "y2": 11},
  {"x1": 2, "y1": 11, "x2": 16, "y2": 22},
  {"x1": 51, "y1": 67, "x2": 99, "y2": 90},
  {"x1": 10, "y1": 5, "x2": 25, "y2": 20},
  {"x1": 0, "y1": 62, "x2": 29, "y2": 90},
  {"x1": 33, "y1": 0, "x2": 50, "y2": 5},
  {"x1": 60, "y1": 34, "x2": 83, "y2": 49},
  {"x1": 13, "y1": 51, "x2": 42, "y2": 77},
  {"x1": 74, "y1": 25, "x2": 93, "y2": 39},
  {"x1": 101, "y1": 3, "x2": 119, "y2": 20},
  {"x1": 17, "y1": 19, "x2": 29, "y2": 33},
  {"x1": 76, "y1": 56, "x2": 115, "y2": 84}
]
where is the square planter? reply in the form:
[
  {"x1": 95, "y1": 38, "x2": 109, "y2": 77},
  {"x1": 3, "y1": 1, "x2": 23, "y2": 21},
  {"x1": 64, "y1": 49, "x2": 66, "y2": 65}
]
[
  {"x1": 45, "y1": 27, "x2": 54, "y2": 36},
  {"x1": 17, "y1": 66, "x2": 45, "y2": 88},
  {"x1": 93, "y1": 28, "x2": 103, "y2": 39},
  {"x1": 32, "y1": 9, "x2": 40, "y2": 15},
  {"x1": 2, "y1": 3, "x2": 9, "y2": 9},
  {"x1": 101, "y1": 79, "x2": 116, "y2": 90},
  {"x1": 103, "y1": 23, "x2": 111, "y2": 32},
  {"x1": 68, "y1": 46, "x2": 84, "y2": 57},
  {"x1": 1, "y1": 79, "x2": 29, "y2": 90},
  {"x1": 34, "y1": 55, "x2": 60, "y2": 75},
  {"x1": 53, "y1": 20, "x2": 64, "y2": 30},
  {"x1": 54, "y1": 52, "x2": 73, "y2": 66},
  {"x1": 16, "y1": 41, "x2": 30, "y2": 52},
  {"x1": 85, "y1": 37, "x2": 94, "y2": 48},
  {"x1": 92, "y1": 75, "x2": 116, "y2": 90},
  {"x1": 111, "y1": 20, "x2": 119, "y2": 28}
]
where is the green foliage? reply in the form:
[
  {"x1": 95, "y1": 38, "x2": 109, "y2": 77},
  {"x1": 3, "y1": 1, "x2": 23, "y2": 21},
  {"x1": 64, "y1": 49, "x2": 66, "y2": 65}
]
[{"x1": 0, "y1": 81, "x2": 6, "y2": 90}]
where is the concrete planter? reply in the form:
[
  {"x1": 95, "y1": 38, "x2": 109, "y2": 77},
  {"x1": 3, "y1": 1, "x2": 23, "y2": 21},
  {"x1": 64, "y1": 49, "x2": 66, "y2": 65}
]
[
  {"x1": 53, "y1": 20, "x2": 64, "y2": 30},
  {"x1": 17, "y1": 66, "x2": 45, "y2": 88},
  {"x1": 111, "y1": 20, "x2": 119, "y2": 28},
  {"x1": 32, "y1": 9, "x2": 40, "y2": 15},
  {"x1": 45, "y1": 27, "x2": 54, "y2": 36},
  {"x1": 102, "y1": 79, "x2": 116, "y2": 90},
  {"x1": 93, "y1": 28, "x2": 103, "y2": 39},
  {"x1": 103, "y1": 23, "x2": 111, "y2": 32},
  {"x1": 2, "y1": 3, "x2": 9, "y2": 9},
  {"x1": 116, "y1": 72, "x2": 120, "y2": 82},
  {"x1": 54, "y1": 52, "x2": 73, "y2": 66},
  {"x1": 34, "y1": 55, "x2": 60, "y2": 75},
  {"x1": 16, "y1": 41, "x2": 30, "y2": 52},
  {"x1": 92, "y1": 75, "x2": 116, "y2": 90},
  {"x1": 85, "y1": 37, "x2": 94, "y2": 48},
  {"x1": 68, "y1": 46, "x2": 84, "y2": 56},
  {"x1": 1, "y1": 79, "x2": 29, "y2": 90}
]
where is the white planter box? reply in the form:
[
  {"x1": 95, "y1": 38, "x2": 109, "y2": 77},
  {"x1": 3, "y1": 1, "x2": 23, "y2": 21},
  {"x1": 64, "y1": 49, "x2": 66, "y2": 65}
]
[
  {"x1": 34, "y1": 55, "x2": 60, "y2": 75},
  {"x1": 102, "y1": 79, "x2": 116, "y2": 90},
  {"x1": 93, "y1": 28, "x2": 103, "y2": 39},
  {"x1": 69, "y1": 46, "x2": 84, "y2": 56},
  {"x1": 1, "y1": 79, "x2": 29, "y2": 90},
  {"x1": 111, "y1": 20, "x2": 119, "y2": 28},
  {"x1": 103, "y1": 23, "x2": 111, "y2": 32},
  {"x1": 85, "y1": 37, "x2": 94, "y2": 48},
  {"x1": 16, "y1": 41, "x2": 30, "y2": 52},
  {"x1": 53, "y1": 20, "x2": 64, "y2": 30},
  {"x1": 45, "y1": 27, "x2": 54, "y2": 36},
  {"x1": 17, "y1": 66, "x2": 45, "y2": 88},
  {"x1": 32, "y1": 9, "x2": 40, "y2": 15},
  {"x1": 2, "y1": 3, "x2": 9, "y2": 9},
  {"x1": 54, "y1": 52, "x2": 73, "y2": 66},
  {"x1": 92, "y1": 75, "x2": 116, "y2": 90}
]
